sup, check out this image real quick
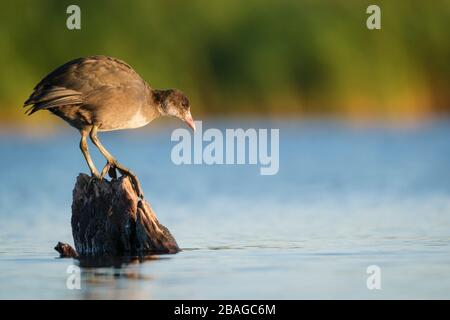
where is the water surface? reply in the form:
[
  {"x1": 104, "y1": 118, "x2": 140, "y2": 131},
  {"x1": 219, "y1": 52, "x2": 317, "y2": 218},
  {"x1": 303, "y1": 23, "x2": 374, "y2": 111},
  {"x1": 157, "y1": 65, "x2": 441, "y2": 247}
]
[{"x1": 1, "y1": 119, "x2": 450, "y2": 299}]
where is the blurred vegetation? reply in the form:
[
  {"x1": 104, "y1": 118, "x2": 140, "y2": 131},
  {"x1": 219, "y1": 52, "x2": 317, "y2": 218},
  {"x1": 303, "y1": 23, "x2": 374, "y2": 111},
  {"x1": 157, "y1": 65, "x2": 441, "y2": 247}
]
[{"x1": 0, "y1": 0, "x2": 449, "y2": 124}]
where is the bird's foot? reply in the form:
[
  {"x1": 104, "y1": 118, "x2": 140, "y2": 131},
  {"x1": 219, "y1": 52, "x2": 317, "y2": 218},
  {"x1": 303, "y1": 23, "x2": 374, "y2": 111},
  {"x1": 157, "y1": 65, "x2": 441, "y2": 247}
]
[
  {"x1": 87, "y1": 171, "x2": 102, "y2": 190},
  {"x1": 127, "y1": 173, "x2": 144, "y2": 200},
  {"x1": 91, "y1": 171, "x2": 102, "y2": 180},
  {"x1": 102, "y1": 161, "x2": 144, "y2": 199},
  {"x1": 100, "y1": 162, "x2": 117, "y2": 180},
  {"x1": 117, "y1": 167, "x2": 144, "y2": 200}
]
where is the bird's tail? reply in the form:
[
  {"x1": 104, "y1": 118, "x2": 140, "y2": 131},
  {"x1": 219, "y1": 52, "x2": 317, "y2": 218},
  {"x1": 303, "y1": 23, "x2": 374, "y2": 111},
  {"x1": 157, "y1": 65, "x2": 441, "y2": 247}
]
[{"x1": 23, "y1": 86, "x2": 83, "y2": 115}]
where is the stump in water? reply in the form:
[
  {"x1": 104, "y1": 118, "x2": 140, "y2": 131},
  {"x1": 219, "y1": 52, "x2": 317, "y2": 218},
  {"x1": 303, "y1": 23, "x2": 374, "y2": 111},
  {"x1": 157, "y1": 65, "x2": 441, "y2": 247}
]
[{"x1": 56, "y1": 173, "x2": 179, "y2": 257}]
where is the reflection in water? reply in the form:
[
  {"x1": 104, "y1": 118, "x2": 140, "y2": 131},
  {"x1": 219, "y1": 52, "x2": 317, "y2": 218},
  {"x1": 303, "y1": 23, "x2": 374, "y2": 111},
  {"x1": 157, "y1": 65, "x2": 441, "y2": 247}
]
[
  {"x1": 76, "y1": 255, "x2": 160, "y2": 300},
  {"x1": 77, "y1": 254, "x2": 160, "y2": 268}
]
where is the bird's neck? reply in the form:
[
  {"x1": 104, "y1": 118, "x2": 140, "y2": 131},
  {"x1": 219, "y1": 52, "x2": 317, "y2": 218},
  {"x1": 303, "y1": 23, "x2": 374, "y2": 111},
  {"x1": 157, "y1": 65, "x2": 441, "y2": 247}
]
[
  {"x1": 143, "y1": 87, "x2": 166, "y2": 121},
  {"x1": 149, "y1": 88, "x2": 172, "y2": 115}
]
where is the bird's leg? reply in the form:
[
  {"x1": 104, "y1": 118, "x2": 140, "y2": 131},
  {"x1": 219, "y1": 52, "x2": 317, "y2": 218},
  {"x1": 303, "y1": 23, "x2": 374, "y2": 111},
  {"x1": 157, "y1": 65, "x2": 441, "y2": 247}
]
[
  {"x1": 89, "y1": 126, "x2": 144, "y2": 198},
  {"x1": 79, "y1": 130, "x2": 100, "y2": 179},
  {"x1": 89, "y1": 126, "x2": 118, "y2": 178}
]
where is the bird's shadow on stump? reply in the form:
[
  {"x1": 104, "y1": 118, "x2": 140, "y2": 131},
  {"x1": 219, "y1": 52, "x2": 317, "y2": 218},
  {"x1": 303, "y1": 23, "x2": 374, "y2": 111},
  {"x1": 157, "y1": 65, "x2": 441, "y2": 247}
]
[{"x1": 55, "y1": 173, "x2": 179, "y2": 260}]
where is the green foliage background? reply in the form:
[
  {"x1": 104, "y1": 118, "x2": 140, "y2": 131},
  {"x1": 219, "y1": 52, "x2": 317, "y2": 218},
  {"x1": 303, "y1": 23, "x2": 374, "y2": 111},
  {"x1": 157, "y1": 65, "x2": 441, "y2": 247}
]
[{"x1": 0, "y1": 0, "x2": 449, "y2": 123}]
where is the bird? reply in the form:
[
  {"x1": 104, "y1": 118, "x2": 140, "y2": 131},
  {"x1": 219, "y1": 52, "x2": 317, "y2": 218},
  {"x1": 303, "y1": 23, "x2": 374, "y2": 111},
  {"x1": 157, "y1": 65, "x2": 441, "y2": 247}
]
[{"x1": 24, "y1": 55, "x2": 196, "y2": 198}]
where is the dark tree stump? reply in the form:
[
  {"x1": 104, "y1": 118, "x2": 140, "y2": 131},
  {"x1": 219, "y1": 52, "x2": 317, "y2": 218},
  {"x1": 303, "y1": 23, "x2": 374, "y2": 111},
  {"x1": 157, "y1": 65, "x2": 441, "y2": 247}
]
[{"x1": 56, "y1": 173, "x2": 179, "y2": 257}]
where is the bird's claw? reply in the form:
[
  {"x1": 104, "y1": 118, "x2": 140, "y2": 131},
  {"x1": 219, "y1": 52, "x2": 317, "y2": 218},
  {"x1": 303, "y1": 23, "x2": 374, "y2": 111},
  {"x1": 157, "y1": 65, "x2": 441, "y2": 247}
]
[
  {"x1": 100, "y1": 162, "x2": 117, "y2": 180},
  {"x1": 100, "y1": 163, "x2": 144, "y2": 199},
  {"x1": 87, "y1": 172, "x2": 102, "y2": 190},
  {"x1": 117, "y1": 168, "x2": 144, "y2": 199},
  {"x1": 92, "y1": 172, "x2": 102, "y2": 180}
]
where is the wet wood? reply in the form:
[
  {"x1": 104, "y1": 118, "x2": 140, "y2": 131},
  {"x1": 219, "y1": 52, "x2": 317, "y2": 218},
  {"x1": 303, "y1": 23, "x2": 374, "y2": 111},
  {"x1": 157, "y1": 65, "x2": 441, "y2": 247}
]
[
  {"x1": 55, "y1": 173, "x2": 179, "y2": 257},
  {"x1": 55, "y1": 241, "x2": 78, "y2": 258}
]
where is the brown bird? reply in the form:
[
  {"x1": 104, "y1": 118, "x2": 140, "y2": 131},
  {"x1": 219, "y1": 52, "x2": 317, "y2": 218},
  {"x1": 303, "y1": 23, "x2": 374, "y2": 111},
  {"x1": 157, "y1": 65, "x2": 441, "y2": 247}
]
[{"x1": 24, "y1": 55, "x2": 196, "y2": 198}]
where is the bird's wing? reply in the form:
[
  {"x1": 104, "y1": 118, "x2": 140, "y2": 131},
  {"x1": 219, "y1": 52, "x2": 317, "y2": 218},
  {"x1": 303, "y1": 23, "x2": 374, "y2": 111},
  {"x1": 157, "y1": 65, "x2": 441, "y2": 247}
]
[
  {"x1": 24, "y1": 86, "x2": 84, "y2": 115},
  {"x1": 23, "y1": 56, "x2": 145, "y2": 115}
]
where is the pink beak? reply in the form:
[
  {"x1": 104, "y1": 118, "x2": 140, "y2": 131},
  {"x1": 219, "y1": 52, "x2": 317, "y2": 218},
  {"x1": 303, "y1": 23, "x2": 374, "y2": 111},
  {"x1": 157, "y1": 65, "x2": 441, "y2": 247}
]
[{"x1": 185, "y1": 111, "x2": 196, "y2": 132}]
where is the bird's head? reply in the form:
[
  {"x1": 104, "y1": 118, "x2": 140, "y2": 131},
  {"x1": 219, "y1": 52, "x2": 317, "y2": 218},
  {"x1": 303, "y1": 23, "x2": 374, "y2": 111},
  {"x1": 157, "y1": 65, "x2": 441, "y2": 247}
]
[{"x1": 155, "y1": 89, "x2": 195, "y2": 131}]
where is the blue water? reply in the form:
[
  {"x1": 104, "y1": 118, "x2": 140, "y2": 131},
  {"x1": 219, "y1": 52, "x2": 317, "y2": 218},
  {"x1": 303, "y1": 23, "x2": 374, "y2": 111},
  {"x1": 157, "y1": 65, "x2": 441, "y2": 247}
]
[{"x1": 1, "y1": 119, "x2": 450, "y2": 299}]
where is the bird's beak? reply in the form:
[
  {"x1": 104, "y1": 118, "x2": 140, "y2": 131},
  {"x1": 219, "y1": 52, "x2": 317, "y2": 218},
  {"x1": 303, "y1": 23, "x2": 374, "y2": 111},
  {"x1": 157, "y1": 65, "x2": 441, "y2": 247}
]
[{"x1": 185, "y1": 111, "x2": 196, "y2": 132}]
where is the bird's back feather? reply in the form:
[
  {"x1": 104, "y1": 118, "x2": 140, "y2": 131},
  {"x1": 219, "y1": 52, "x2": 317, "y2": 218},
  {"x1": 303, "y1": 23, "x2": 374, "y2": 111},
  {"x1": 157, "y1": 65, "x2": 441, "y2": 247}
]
[{"x1": 23, "y1": 55, "x2": 146, "y2": 115}]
